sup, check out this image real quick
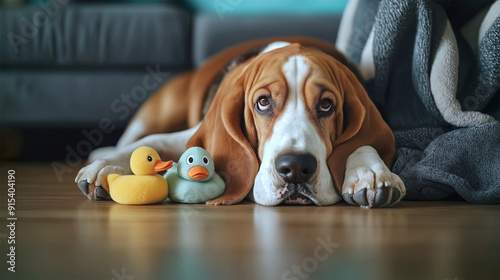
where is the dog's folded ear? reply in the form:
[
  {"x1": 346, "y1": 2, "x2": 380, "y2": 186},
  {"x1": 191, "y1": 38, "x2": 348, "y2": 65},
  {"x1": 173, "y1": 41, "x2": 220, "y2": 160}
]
[
  {"x1": 187, "y1": 63, "x2": 259, "y2": 205},
  {"x1": 327, "y1": 60, "x2": 395, "y2": 194}
]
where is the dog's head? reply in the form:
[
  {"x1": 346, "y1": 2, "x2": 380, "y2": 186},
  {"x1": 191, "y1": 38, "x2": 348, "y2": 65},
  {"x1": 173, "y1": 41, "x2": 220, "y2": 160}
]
[{"x1": 187, "y1": 42, "x2": 394, "y2": 205}]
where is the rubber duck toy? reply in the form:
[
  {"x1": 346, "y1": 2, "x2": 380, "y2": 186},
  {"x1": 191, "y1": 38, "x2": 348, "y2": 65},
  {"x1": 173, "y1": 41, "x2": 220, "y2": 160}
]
[
  {"x1": 107, "y1": 146, "x2": 173, "y2": 205},
  {"x1": 164, "y1": 147, "x2": 226, "y2": 203}
]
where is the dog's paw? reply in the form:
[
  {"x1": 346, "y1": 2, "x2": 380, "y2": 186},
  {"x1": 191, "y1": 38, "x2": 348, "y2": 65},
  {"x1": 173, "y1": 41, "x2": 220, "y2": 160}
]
[
  {"x1": 87, "y1": 146, "x2": 116, "y2": 163},
  {"x1": 342, "y1": 163, "x2": 406, "y2": 208},
  {"x1": 75, "y1": 159, "x2": 126, "y2": 200}
]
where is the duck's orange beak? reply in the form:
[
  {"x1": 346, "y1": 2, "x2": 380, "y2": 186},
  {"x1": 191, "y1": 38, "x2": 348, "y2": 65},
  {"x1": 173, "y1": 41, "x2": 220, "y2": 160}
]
[
  {"x1": 188, "y1": 166, "x2": 209, "y2": 181},
  {"x1": 154, "y1": 160, "x2": 173, "y2": 172}
]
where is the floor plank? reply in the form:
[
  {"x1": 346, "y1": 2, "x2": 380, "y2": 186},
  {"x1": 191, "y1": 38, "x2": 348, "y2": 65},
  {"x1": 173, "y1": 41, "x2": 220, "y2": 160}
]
[{"x1": 0, "y1": 162, "x2": 499, "y2": 280}]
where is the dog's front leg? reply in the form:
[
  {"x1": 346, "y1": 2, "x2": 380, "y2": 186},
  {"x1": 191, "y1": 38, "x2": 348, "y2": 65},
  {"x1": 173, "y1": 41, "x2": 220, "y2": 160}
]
[{"x1": 75, "y1": 124, "x2": 200, "y2": 200}]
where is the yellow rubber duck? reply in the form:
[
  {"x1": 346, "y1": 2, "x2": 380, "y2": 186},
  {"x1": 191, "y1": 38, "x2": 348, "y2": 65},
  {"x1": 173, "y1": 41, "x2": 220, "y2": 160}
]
[{"x1": 107, "y1": 146, "x2": 173, "y2": 205}]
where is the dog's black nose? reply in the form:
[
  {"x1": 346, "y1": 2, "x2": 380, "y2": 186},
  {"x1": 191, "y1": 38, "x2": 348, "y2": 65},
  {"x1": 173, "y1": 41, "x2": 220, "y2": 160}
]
[{"x1": 275, "y1": 153, "x2": 317, "y2": 184}]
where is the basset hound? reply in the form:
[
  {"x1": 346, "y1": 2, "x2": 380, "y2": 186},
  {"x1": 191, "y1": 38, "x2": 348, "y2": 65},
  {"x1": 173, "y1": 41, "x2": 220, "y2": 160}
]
[{"x1": 75, "y1": 37, "x2": 406, "y2": 207}]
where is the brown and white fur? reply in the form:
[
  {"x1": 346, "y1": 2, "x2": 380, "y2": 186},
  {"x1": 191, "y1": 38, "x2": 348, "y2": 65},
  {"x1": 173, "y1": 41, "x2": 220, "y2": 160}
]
[{"x1": 75, "y1": 37, "x2": 405, "y2": 207}]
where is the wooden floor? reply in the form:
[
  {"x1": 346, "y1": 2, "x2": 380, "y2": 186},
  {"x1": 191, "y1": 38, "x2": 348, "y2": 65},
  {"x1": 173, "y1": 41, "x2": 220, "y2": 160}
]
[{"x1": 0, "y1": 162, "x2": 499, "y2": 280}]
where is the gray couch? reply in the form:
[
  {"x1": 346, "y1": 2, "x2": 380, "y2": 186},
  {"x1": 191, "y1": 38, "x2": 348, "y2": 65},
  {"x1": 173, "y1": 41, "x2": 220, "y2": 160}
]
[{"x1": 0, "y1": 3, "x2": 342, "y2": 160}]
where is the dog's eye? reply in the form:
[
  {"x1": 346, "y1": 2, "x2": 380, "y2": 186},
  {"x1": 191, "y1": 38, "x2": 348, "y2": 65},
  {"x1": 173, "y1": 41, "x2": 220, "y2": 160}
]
[
  {"x1": 256, "y1": 96, "x2": 272, "y2": 113},
  {"x1": 317, "y1": 98, "x2": 334, "y2": 117},
  {"x1": 187, "y1": 156, "x2": 194, "y2": 164},
  {"x1": 147, "y1": 156, "x2": 153, "y2": 162},
  {"x1": 202, "y1": 156, "x2": 209, "y2": 165}
]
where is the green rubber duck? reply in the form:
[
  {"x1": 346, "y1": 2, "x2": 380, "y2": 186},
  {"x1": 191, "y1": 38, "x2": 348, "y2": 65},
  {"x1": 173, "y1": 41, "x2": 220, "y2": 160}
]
[{"x1": 164, "y1": 147, "x2": 226, "y2": 203}]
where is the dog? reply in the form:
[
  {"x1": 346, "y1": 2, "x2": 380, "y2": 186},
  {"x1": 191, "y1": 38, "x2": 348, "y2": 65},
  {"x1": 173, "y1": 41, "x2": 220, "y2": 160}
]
[{"x1": 75, "y1": 37, "x2": 406, "y2": 207}]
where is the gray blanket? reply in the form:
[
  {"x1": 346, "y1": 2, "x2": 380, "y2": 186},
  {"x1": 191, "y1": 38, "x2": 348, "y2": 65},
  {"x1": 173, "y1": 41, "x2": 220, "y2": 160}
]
[{"x1": 336, "y1": 0, "x2": 500, "y2": 203}]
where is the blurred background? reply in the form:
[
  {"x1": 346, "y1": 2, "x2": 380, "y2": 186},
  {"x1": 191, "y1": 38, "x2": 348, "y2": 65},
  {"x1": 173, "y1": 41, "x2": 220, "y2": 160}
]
[
  {"x1": 1, "y1": 0, "x2": 494, "y2": 162},
  {"x1": 0, "y1": 0, "x2": 349, "y2": 161}
]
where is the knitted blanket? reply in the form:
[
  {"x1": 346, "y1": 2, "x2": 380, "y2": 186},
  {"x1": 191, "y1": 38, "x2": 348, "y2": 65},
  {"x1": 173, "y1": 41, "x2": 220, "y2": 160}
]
[{"x1": 336, "y1": 0, "x2": 500, "y2": 203}]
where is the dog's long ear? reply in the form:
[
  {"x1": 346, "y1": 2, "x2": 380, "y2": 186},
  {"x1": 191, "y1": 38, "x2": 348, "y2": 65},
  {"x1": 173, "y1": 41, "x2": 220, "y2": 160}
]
[
  {"x1": 327, "y1": 61, "x2": 395, "y2": 193},
  {"x1": 187, "y1": 64, "x2": 259, "y2": 205}
]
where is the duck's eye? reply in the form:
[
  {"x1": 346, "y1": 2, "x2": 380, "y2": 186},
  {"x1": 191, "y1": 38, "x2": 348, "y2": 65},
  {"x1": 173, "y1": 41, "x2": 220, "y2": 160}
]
[
  {"x1": 187, "y1": 155, "x2": 194, "y2": 164},
  {"x1": 202, "y1": 156, "x2": 209, "y2": 165},
  {"x1": 256, "y1": 96, "x2": 272, "y2": 113},
  {"x1": 147, "y1": 156, "x2": 153, "y2": 162},
  {"x1": 317, "y1": 98, "x2": 334, "y2": 117}
]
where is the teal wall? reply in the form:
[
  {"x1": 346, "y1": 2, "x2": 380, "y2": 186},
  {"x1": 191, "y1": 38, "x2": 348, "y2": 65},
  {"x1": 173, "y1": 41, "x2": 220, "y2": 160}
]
[{"x1": 186, "y1": 0, "x2": 349, "y2": 15}]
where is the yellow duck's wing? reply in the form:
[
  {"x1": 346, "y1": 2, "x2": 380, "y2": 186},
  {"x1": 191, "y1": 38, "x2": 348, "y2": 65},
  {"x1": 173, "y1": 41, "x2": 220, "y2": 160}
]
[{"x1": 107, "y1": 174, "x2": 121, "y2": 186}]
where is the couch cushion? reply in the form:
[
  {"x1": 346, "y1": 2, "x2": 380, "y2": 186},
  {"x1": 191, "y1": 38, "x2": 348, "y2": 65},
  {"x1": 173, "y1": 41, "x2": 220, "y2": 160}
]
[
  {"x1": 0, "y1": 68, "x2": 182, "y2": 127},
  {"x1": 192, "y1": 13, "x2": 342, "y2": 67},
  {"x1": 1, "y1": 4, "x2": 191, "y2": 67}
]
